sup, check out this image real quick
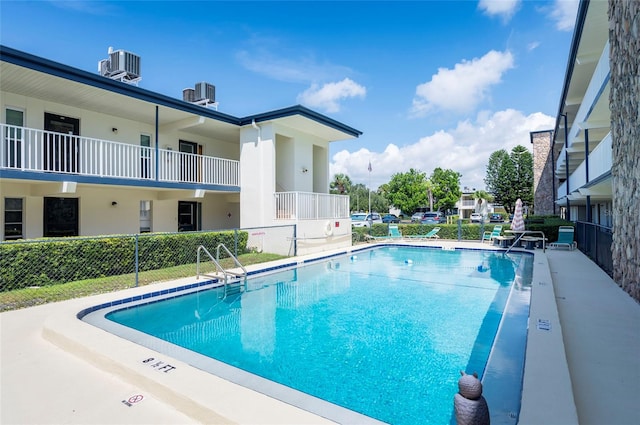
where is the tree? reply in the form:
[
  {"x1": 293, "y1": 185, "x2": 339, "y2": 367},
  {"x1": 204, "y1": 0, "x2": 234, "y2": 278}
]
[
  {"x1": 430, "y1": 168, "x2": 462, "y2": 212},
  {"x1": 349, "y1": 183, "x2": 369, "y2": 212},
  {"x1": 473, "y1": 190, "x2": 494, "y2": 215},
  {"x1": 385, "y1": 169, "x2": 428, "y2": 215},
  {"x1": 510, "y1": 145, "x2": 534, "y2": 206},
  {"x1": 484, "y1": 146, "x2": 534, "y2": 214},
  {"x1": 330, "y1": 173, "x2": 352, "y2": 195},
  {"x1": 370, "y1": 189, "x2": 390, "y2": 213}
]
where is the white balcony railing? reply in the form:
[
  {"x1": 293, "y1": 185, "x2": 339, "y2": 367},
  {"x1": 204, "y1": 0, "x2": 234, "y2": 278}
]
[
  {"x1": 274, "y1": 191, "x2": 350, "y2": 220},
  {"x1": 1, "y1": 124, "x2": 239, "y2": 187}
]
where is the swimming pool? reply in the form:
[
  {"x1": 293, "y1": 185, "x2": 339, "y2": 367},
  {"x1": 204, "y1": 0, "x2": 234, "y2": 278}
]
[{"x1": 84, "y1": 246, "x2": 532, "y2": 424}]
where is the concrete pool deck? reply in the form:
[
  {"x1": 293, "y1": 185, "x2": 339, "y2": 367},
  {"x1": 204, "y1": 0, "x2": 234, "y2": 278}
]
[{"x1": 1, "y1": 241, "x2": 638, "y2": 424}]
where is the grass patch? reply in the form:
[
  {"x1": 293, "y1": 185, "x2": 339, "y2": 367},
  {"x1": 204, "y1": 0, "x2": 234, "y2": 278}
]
[{"x1": 0, "y1": 252, "x2": 287, "y2": 312}]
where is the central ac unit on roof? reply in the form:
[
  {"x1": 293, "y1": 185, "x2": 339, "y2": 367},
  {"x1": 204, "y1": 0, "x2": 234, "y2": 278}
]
[
  {"x1": 98, "y1": 47, "x2": 141, "y2": 85},
  {"x1": 194, "y1": 82, "x2": 215, "y2": 102},
  {"x1": 109, "y1": 50, "x2": 140, "y2": 78}
]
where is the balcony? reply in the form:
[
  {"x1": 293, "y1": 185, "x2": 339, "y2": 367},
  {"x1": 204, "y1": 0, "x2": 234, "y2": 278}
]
[
  {"x1": 274, "y1": 191, "x2": 349, "y2": 220},
  {"x1": 557, "y1": 132, "x2": 612, "y2": 199},
  {"x1": 0, "y1": 124, "x2": 239, "y2": 187}
]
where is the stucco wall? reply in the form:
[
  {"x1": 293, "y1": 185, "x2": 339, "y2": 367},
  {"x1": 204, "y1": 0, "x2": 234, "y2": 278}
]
[{"x1": 609, "y1": 0, "x2": 639, "y2": 301}]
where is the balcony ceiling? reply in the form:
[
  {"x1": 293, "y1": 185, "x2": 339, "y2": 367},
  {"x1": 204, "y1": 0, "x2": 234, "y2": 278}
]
[
  {"x1": 560, "y1": 0, "x2": 610, "y2": 137},
  {"x1": 553, "y1": 0, "x2": 611, "y2": 176}
]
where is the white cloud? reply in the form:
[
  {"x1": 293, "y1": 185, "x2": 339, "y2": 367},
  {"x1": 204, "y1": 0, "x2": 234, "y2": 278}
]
[
  {"x1": 331, "y1": 109, "x2": 555, "y2": 191},
  {"x1": 527, "y1": 41, "x2": 541, "y2": 51},
  {"x1": 549, "y1": 0, "x2": 580, "y2": 31},
  {"x1": 297, "y1": 78, "x2": 366, "y2": 113},
  {"x1": 236, "y1": 40, "x2": 353, "y2": 84},
  {"x1": 411, "y1": 50, "x2": 514, "y2": 116},
  {"x1": 478, "y1": 0, "x2": 521, "y2": 22}
]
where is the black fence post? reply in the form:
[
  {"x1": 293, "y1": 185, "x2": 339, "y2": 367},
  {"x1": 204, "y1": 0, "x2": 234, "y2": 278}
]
[
  {"x1": 234, "y1": 229, "x2": 239, "y2": 257},
  {"x1": 135, "y1": 234, "x2": 139, "y2": 287},
  {"x1": 457, "y1": 219, "x2": 462, "y2": 241}
]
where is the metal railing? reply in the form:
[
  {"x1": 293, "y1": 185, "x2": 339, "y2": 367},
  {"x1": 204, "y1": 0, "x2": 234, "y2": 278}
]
[
  {"x1": 274, "y1": 191, "x2": 349, "y2": 220},
  {"x1": 1, "y1": 124, "x2": 239, "y2": 186},
  {"x1": 575, "y1": 221, "x2": 613, "y2": 277}
]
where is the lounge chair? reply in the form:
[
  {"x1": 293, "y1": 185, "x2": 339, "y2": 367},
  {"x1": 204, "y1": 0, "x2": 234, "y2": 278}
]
[
  {"x1": 388, "y1": 224, "x2": 402, "y2": 239},
  {"x1": 407, "y1": 227, "x2": 440, "y2": 240},
  {"x1": 482, "y1": 225, "x2": 503, "y2": 244},
  {"x1": 548, "y1": 226, "x2": 576, "y2": 250},
  {"x1": 365, "y1": 224, "x2": 403, "y2": 242}
]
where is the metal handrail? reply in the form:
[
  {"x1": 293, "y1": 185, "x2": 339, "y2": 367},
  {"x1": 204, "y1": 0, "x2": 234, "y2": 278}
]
[
  {"x1": 216, "y1": 243, "x2": 247, "y2": 277},
  {"x1": 504, "y1": 230, "x2": 547, "y2": 255},
  {"x1": 196, "y1": 245, "x2": 229, "y2": 283},
  {"x1": 197, "y1": 244, "x2": 247, "y2": 299}
]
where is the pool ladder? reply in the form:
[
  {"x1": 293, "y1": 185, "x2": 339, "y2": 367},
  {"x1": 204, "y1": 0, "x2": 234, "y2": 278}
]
[{"x1": 196, "y1": 244, "x2": 247, "y2": 299}]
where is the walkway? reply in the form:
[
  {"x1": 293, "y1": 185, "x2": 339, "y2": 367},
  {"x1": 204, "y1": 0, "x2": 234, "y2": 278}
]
[{"x1": 546, "y1": 249, "x2": 640, "y2": 425}]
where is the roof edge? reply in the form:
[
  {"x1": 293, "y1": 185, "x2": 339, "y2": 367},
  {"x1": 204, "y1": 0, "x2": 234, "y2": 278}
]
[
  {"x1": 1, "y1": 45, "x2": 361, "y2": 138},
  {"x1": 241, "y1": 105, "x2": 362, "y2": 138},
  {"x1": 552, "y1": 0, "x2": 591, "y2": 138}
]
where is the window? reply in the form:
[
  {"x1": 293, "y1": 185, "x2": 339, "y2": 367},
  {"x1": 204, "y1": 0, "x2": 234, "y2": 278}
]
[
  {"x1": 43, "y1": 197, "x2": 78, "y2": 237},
  {"x1": 140, "y1": 200, "x2": 152, "y2": 233},
  {"x1": 4, "y1": 198, "x2": 23, "y2": 240},
  {"x1": 140, "y1": 134, "x2": 151, "y2": 179},
  {"x1": 4, "y1": 108, "x2": 24, "y2": 168},
  {"x1": 178, "y1": 201, "x2": 201, "y2": 232}
]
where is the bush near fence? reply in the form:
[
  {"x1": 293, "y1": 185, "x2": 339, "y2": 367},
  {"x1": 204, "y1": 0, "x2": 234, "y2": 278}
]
[
  {"x1": 524, "y1": 215, "x2": 575, "y2": 243},
  {"x1": 0, "y1": 230, "x2": 248, "y2": 292},
  {"x1": 353, "y1": 223, "x2": 484, "y2": 240},
  {"x1": 352, "y1": 217, "x2": 574, "y2": 243}
]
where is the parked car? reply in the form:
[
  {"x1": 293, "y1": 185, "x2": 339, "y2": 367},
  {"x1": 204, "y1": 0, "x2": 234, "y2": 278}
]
[
  {"x1": 420, "y1": 211, "x2": 445, "y2": 224},
  {"x1": 381, "y1": 214, "x2": 400, "y2": 223},
  {"x1": 351, "y1": 213, "x2": 383, "y2": 228},
  {"x1": 489, "y1": 213, "x2": 503, "y2": 223},
  {"x1": 470, "y1": 213, "x2": 483, "y2": 223},
  {"x1": 411, "y1": 212, "x2": 425, "y2": 222}
]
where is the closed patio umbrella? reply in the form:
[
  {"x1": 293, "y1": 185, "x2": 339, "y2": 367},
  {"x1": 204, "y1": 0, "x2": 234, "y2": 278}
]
[{"x1": 511, "y1": 198, "x2": 525, "y2": 232}]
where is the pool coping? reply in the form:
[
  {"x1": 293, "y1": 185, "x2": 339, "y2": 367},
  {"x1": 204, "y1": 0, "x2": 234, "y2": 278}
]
[{"x1": 40, "y1": 240, "x2": 578, "y2": 424}]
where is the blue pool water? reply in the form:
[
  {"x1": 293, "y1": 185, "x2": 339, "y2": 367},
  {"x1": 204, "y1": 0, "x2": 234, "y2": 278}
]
[{"x1": 101, "y1": 247, "x2": 532, "y2": 424}]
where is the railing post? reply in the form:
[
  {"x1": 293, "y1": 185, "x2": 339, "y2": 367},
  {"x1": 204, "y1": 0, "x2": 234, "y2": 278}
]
[{"x1": 458, "y1": 219, "x2": 462, "y2": 241}]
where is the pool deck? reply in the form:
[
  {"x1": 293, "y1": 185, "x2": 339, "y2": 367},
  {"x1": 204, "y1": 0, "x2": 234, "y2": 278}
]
[{"x1": 1, "y1": 241, "x2": 639, "y2": 424}]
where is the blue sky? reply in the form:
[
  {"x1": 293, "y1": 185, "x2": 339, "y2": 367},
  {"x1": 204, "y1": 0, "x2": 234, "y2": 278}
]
[{"x1": 1, "y1": 0, "x2": 579, "y2": 190}]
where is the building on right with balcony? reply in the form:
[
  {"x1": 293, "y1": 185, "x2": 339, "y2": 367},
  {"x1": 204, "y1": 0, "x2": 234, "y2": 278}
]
[{"x1": 532, "y1": 0, "x2": 638, "y2": 300}]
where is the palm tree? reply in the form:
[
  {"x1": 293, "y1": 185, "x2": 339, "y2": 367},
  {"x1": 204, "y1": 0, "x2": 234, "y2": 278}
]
[
  {"x1": 473, "y1": 190, "x2": 493, "y2": 215},
  {"x1": 330, "y1": 173, "x2": 352, "y2": 195},
  {"x1": 425, "y1": 178, "x2": 434, "y2": 211}
]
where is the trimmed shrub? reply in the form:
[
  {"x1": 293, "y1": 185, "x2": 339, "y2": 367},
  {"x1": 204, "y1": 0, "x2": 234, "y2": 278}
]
[{"x1": 0, "y1": 231, "x2": 248, "y2": 291}]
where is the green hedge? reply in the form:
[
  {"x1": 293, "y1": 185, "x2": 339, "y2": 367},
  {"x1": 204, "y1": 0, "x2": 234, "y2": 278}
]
[
  {"x1": 353, "y1": 217, "x2": 574, "y2": 244},
  {"x1": 523, "y1": 216, "x2": 574, "y2": 243},
  {"x1": 0, "y1": 231, "x2": 248, "y2": 291},
  {"x1": 354, "y1": 223, "x2": 485, "y2": 240}
]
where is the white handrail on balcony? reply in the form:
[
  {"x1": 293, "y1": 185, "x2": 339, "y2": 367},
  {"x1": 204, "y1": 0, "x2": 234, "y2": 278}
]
[
  {"x1": 1, "y1": 124, "x2": 239, "y2": 187},
  {"x1": 274, "y1": 191, "x2": 350, "y2": 220},
  {"x1": 157, "y1": 149, "x2": 239, "y2": 186}
]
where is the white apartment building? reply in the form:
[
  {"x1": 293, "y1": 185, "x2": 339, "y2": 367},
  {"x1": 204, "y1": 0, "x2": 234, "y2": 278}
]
[{"x1": 0, "y1": 46, "x2": 361, "y2": 255}]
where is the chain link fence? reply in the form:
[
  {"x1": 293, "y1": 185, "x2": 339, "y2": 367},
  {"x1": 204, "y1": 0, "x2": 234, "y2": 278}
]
[{"x1": 0, "y1": 225, "x2": 295, "y2": 312}]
